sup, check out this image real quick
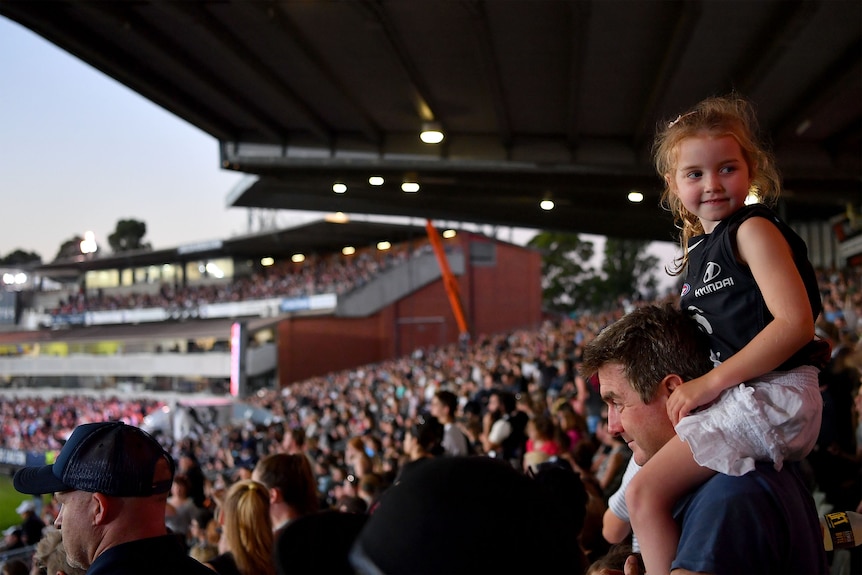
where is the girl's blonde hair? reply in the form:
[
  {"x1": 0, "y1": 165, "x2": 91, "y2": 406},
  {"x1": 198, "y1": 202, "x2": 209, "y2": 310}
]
[
  {"x1": 654, "y1": 94, "x2": 782, "y2": 275},
  {"x1": 221, "y1": 479, "x2": 275, "y2": 575}
]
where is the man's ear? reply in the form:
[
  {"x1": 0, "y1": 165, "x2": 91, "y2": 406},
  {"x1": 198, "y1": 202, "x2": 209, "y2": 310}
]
[
  {"x1": 269, "y1": 486, "x2": 281, "y2": 505},
  {"x1": 91, "y1": 492, "x2": 112, "y2": 526},
  {"x1": 661, "y1": 374, "x2": 686, "y2": 395}
]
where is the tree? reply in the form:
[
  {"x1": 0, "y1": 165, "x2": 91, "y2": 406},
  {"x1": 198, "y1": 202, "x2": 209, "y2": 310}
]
[
  {"x1": 529, "y1": 232, "x2": 662, "y2": 313},
  {"x1": 108, "y1": 219, "x2": 152, "y2": 253},
  {"x1": 0, "y1": 249, "x2": 42, "y2": 266},
  {"x1": 527, "y1": 232, "x2": 596, "y2": 313},
  {"x1": 593, "y1": 237, "x2": 660, "y2": 309},
  {"x1": 55, "y1": 235, "x2": 91, "y2": 261}
]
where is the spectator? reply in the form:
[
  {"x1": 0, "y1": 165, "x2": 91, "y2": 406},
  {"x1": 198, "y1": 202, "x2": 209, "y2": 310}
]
[
  {"x1": 187, "y1": 508, "x2": 219, "y2": 564},
  {"x1": 30, "y1": 527, "x2": 87, "y2": 575},
  {"x1": 524, "y1": 413, "x2": 562, "y2": 457},
  {"x1": 344, "y1": 437, "x2": 373, "y2": 480},
  {"x1": 580, "y1": 304, "x2": 826, "y2": 574},
  {"x1": 176, "y1": 450, "x2": 207, "y2": 509},
  {"x1": 602, "y1": 457, "x2": 640, "y2": 552},
  {"x1": 2, "y1": 528, "x2": 24, "y2": 552},
  {"x1": 356, "y1": 473, "x2": 386, "y2": 512},
  {"x1": 165, "y1": 474, "x2": 199, "y2": 543},
  {"x1": 206, "y1": 480, "x2": 274, "y2": 575},
  {"x1": 274, "y1": 510, "x2": 367, "y2": 575},
  {"x1": 429, "y1": 390, "x2": 470, "y2": 456},
  {"x1": 349, "y1": 456, "x2": 583, "y2": 574},
  {"x1": 481, "y1": 389, "x2": 528, "y2": 467},
  {"x1": 12, "y1": 421, "x2": 214, "y2": 575},
  {"x1": 554, "y1": 401, "x2": 589, "y2": 451},
  {"x1": 592, "y1": 419, "x2": 631, "y2": 497},
  {"x1": 15, "y1": 499, "x2": 44, "y2": 547},
  {"x1": 400, "y1": 417, "x2": 445, "y2": 474},
  {"x1": 281, "y1": 427, "x2": 306, "y2": 456},
  {"x1": 252, "y1": 453, "x2": 319, "y2": 536}
]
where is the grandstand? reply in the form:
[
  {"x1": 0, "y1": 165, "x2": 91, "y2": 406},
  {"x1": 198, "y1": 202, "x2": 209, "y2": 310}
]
[
  {"x1": 0, "y1": 218, "x2": 541, "y2": 395},
  {"x1": 0, "y1": 4, "x2": 859, "y2": 572}
]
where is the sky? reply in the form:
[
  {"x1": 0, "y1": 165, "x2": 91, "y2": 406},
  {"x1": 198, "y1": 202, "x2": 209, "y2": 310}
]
[
  {"x1": 0, "y1": 15, "x2": 678, "y2": 289},
  {"x1": 1, "y1": 16, "x2": 261, "y2": 261}
]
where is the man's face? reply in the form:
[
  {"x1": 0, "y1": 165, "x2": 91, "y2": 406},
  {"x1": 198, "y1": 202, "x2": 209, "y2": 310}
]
[
  {"x1": 598, "y1": 363, "x2": 676, "y2": 466},
  {"x1": 429, "y1": 397, "x2": 441, "y2": 419},
  {"x1": 429, "y1": 397, "x2": 447, "y2": 420},
  {"x1": 54, "y1": 490, "x2": 93, "y2": 570}
]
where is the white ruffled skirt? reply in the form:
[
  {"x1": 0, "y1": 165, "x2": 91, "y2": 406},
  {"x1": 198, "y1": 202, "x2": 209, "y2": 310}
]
[{"x1": 674, "y1": 365, "x2": 822, "y2": 476}]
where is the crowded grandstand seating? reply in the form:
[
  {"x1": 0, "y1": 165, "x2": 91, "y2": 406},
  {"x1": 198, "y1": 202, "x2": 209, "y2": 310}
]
[
  {"x1": 49, "y1": 242, "x2": 422, "y2": 316},
  {"x1": 2, "y1": 266, "x2": 861, "y2": 572}
]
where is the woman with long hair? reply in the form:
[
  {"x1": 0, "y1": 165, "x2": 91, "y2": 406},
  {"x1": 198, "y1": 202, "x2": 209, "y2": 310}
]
[{"x1": 206, "y1": 480, "x2": 275, "y2": 575}]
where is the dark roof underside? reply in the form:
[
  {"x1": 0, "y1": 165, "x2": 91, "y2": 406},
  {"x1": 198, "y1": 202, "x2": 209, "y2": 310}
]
[{"x1": 1, "y1": 0, "x2": 859, "y2": 242}]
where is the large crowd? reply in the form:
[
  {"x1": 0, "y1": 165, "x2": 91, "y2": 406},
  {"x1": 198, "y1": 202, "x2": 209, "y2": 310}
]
[
  {"x1": 50, "y1": 240, "x2": 429, "y2": 315},
  {"x1": 1, "y1": 264, "x2": 861, "y2": 574}
]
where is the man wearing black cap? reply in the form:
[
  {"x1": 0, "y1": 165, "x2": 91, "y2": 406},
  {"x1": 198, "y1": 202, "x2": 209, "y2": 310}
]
[{"x1": 13, "y1": 421, "x2": 215, "y2": 575}]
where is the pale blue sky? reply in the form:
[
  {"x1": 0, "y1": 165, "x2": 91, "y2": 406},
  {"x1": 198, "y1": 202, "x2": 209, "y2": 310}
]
[{"x1": 0, "y1": 16, "x2": 260, "y2": 261}]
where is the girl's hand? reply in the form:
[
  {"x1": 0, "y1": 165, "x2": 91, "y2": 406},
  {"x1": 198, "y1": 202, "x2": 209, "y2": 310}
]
[{"x1": 666, "y1": 376, "x2": 722, "y2": 426}]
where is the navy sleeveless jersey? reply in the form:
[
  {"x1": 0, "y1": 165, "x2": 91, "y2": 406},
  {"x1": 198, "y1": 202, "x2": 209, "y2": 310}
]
[{"x1": 679, "y1": 204, "x2": 828, "y2": 369}]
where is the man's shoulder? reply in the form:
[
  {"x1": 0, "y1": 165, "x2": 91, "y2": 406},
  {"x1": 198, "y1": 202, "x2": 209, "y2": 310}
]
[
  {"x1": 89, "y1": 535, "x2": 216, "y2": 575},
  {"x1": 696, "y1": 461, "x2": 806, "y2": 499},
  {"x1": 685, "y1": 462, "x2": 812, "y2": 517},
  {"x1": 673, "y1": 463, "x2": 827, "y2": 575}
]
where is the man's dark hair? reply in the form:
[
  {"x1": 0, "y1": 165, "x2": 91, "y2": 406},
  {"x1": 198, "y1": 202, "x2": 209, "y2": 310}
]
[
  {"x1": 289, "y1": 427, "x2": 306, "y2": 447},
  {"x1": 255, "y1": 453, "x2": 319, "y2": 515},
  {"x1": 580, "y1": 304, "x2": 713, "y2": 404},
  {"x1": 434, "y1": 390, "x2": 458, "y2": 416},
  {"x1": 410, "y1": 417, "x2": 445, "y2": 457},
  {"x1": 489, "y1": 389, "x2": 516, "y2": 413}
]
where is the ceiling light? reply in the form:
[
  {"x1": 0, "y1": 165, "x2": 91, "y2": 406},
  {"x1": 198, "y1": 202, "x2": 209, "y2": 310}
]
[
  {"x1": 401, "y1": 182, "x2": 420, "y2": 193},
  {"x1": 369, "y1": 176, "x2": 384, "y2": 186},
  {"x1": 342, "y1": 246, "x2": 356, "y2": 256},
  {"x1": 377, "y1": 241, "x2": 391, "y2": 251},
  {"x1": 325, "y1": 212, "x2": 349, "y2": 223},
  {"x1": 628, "y1": 190, "x2": 644, "y2": 203},
  {"x1": 420, "y1": 121, "x2": 445, "y2": 144},
  {"x1": 540, "y1": 199, "x2": 555, "y2": 211},
  {"x1": 332, "y1": 182, "x2": 347, "y2": 194},
  {"x1": 260, "y1": 257, "x2": 275, "y2": 267},
  {"x1": 291, "y1": 254, "x2": 305, "y2": 263},
  {"x1": 442, "y1": 229, "x2": 457, "y2": 239}
]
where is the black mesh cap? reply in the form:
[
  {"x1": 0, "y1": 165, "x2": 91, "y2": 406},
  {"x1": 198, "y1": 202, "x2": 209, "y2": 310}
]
[{"x1": 13, "y1": 421, "x2": 174, "y2": 497}]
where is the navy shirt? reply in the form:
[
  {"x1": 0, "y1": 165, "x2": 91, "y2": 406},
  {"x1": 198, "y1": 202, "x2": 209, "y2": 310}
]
[
  {"x1": 672, "y1": 462, "x2": 827, "y2": 574},
  {"x1": 87, "y1": 534, "x2": 215, "y2": 575}
]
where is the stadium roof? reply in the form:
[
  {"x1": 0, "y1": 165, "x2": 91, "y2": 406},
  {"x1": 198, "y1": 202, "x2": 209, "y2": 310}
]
[
  {"x1": 36, "y1": 218, "x2": 433, "y2": 272},
  {"x1": 2, "y1": 1, "x2": 860, "y2": 242}
]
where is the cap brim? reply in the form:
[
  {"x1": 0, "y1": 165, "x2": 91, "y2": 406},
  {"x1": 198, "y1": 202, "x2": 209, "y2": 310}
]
[{"x1": 13, "y1": 465, "x2": 70, "y2": 495}]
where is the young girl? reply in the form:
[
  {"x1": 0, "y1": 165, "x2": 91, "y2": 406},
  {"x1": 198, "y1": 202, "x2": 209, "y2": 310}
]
[{"x1": 628, "y1": 94, "x2": 830, "y2": 575}]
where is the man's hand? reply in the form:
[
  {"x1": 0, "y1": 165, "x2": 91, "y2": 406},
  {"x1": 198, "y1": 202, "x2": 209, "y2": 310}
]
[{"x1": 666, "y1": 375, "x2": 722, "y2": 426}]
